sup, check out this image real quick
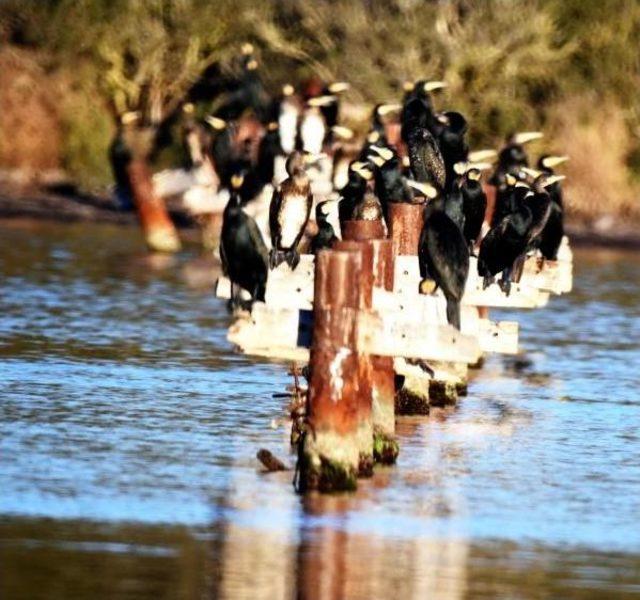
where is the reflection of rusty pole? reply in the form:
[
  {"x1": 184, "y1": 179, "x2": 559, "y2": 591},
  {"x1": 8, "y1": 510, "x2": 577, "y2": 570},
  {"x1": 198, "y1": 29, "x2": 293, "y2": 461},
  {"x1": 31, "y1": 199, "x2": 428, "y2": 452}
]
[
  {"x1": 334, "y1": 239, "x2": 374, "y2": 476},
  {"x1": 343, "y1": 222, "x2": 399, "y2": 464},
  {"x1": 127, "y1": 159, "x2": 181, "y2": 253},
  {"x1": 299, "y1": 250, "x2": 363, "y2": 492},
  {"x1": 388, "y1": 203, "x2": 423, "y2": 256}
]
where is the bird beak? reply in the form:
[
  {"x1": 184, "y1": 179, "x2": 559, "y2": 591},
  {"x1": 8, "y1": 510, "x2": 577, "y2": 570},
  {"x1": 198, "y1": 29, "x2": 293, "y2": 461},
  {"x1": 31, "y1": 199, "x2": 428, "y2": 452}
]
[
  {"x1": 467, "y1": 149, "x2": 497, "y2": 162},
  {"x1": 423, "y1": 80, "x2": 448, "y2": 92},
  {"x1": 505, "y1": 174, "x2": 518, "y2": 186},
  {"x1": 328, "y1": 81, "x2": 350, "y2": 94},
  {"x1": 377, "y1": 103, "x2": 402, "y2": 116},
  {"x1": 282, "y1": 83, "x2": 295, "y2": 96},
  {"x1": 307, "y1": 95, "x2": 336, "y2": 107},
  {"x1": 515, "y1": 181, "x2": 530, "y2": 189},
  {"x1": 512, "y1": 131, "x2": 543, "y2": 144},
  {"x1": 205, "y1": 116, "x2": 227, "y2": 130},
  {"x1": 436, "y1": 112, "x2": 450, "y2": 125},
  {"x1": 369, "y1": 155, "x2": 386, "y2": 168},
  {"x1": 331, "y1": 125, "x2": 354, "y2": 140},
  {"x1": 230, "y1": 174, "x2": 244, "y2": 189},
  {"x1": 468, "y1": 161, "x2": 493, "y2": 172},
  {"x1": 369, "y1": 145, "x2": 394, "y2": 161},
  {"x1": 543, "y1": 175, "x2": 566, "y2": 187},
  {"x1": 120, "y1": 111, "x2": 141, "y2": 125},
  {"x1": 351, "y1": 163, "x2": 373, "y2": 180},
  {"x1": 520, "y1": 167, "x2": 543, "y2": 179},
  {"x1": 366, "y1": 130, "x2": 381, "y2": 143},
  {"x1": 543, "y1": 155, "x2": 569, "y2": 168},
  {"x1": 406, "y1": 179, "x2": 438, "y2": 199},
  {"x1": 453, "y1": 162, "x2": 468, "y2": 176},
  {"x1": 304, "y1": 152, "x2": 327, "y2": 166},
  {"x1": 468, "y1": 170, "x2": 482, "y2": 182}
]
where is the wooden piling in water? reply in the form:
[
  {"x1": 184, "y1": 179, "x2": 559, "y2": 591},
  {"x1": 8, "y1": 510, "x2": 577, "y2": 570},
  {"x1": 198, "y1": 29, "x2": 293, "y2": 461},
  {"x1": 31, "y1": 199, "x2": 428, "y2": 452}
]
[
  {"x1": 299, "y1": 249, "x2": 363, "y2": 492},
  {"x1": 333, "y1": 238, "x2": 375, "y2": 476},
  {"x1": 388, "y1": 203, "x2": 433, "y2": 415},
  {"x1": 342, "y1": 221, "x2": 399, "y2": 464},
  {"x1": 126, "y1": 159, "x2": 181, "y2": 253}
]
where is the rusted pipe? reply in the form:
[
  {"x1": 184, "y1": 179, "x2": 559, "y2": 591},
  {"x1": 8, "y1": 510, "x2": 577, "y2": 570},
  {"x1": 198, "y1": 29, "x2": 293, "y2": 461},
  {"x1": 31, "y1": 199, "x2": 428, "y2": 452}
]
[
  {"x1": 299, "y1": 249, "x2": 363, "y2": 492},
  {"x1": 127, "y1": 159, "x2": 181, "y2": 253},
  {"x1": 388, "y1": 203, "x2": 423, "y2": 256}
]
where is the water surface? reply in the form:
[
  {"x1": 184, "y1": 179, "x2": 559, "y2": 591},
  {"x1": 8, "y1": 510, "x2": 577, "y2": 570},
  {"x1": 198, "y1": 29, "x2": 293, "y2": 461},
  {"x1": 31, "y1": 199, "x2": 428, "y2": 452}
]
[{"x1": 1, "y1": 220, "x2": 639, "y2": 598}]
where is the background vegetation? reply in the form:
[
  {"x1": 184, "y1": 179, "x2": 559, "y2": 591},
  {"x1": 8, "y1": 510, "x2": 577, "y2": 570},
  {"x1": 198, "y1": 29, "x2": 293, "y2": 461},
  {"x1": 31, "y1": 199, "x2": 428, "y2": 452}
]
[{"x1": 1, "y1": 0, "x2": 639, "y2": 222}]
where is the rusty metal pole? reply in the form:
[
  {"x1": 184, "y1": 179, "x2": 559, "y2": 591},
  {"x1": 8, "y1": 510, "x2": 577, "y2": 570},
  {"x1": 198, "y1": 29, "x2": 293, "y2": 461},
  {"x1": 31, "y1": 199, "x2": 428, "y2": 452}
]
[
  {"x1": 342, "y1": 221, "x2": 399, "y2": 464},
  {"x1": 127, "y1": 159, "x2": 181, "y2": 253},
  {"x1": 388, "y1": 203, "x2": 433, "y2": 414},
  {"x1": 333, "y1": 238, "x2": 374, "y2": 476},
  {"x1": 299, "y1": 249, "x2": 363, "y2": 492}
]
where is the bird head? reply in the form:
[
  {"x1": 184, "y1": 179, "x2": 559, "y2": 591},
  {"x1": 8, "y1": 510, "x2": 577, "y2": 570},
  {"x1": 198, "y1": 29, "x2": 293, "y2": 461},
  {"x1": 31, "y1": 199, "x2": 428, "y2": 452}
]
[
  {"x1": 509, "y1": 131, "x2": 544, "y2": 145},
  {"x1": 539, "y1": 155, "x2": 569, "y2": 171},
  {"x1": 205, "y1": 115, "x2": 227, "y2": 131},
  {"x1": 327, "y1": 81, "x2": 350, "y2": 94},
  {"x1": 282, "y1": 83, "x2": 295, "y2": 97},
  {"x1": 406, "y1": 179, "x2": 439, "y2": 200},
  {"x1": 350, "y1": 160, "x2": 374, "y2": 181},
  {"x1": 307, "y1": 94, "x2": 337, "y2": 108},
  {"x1": 467, "y1": 149, "x2": 498, "y2": 163},
  {"x1": 375, "y1": 103, "x2": 402, "y2": 117}
]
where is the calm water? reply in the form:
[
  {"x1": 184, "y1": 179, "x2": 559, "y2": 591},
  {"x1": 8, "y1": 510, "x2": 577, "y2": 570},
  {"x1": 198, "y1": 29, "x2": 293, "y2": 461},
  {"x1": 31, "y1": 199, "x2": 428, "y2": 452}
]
[{"x1": 1, "y1": 219, "x2": 639, "y2": 599}]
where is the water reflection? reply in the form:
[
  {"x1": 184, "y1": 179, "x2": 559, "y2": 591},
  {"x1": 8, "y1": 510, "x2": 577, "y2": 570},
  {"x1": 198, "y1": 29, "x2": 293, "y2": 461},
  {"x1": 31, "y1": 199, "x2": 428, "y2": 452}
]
[{"x1": 1, "y1": 220, "x2": 640, "y2": 597}]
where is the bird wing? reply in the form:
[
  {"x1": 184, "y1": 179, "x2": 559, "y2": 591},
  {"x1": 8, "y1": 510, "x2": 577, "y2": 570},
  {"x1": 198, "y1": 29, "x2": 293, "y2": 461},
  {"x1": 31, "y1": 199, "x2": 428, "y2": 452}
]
[{"x1": 269, "y1": 185, "x2": 281, "y2": 247}]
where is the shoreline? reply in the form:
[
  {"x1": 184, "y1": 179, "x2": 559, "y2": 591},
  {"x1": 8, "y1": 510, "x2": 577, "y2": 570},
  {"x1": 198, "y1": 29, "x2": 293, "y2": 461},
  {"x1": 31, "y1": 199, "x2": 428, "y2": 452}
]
[{"x1": 1, "y1": 182, "x2": 638, "y2": 250}]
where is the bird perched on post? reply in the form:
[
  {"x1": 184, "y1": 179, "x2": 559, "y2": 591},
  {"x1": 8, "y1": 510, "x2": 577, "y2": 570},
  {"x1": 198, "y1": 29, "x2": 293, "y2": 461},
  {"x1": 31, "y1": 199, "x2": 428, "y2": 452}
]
[
  {"x1": 489, "y1": 131, "x2": 543, "y2": 188},
  {"x1": 269, "y1": 151, "x2": 314, "y2": 270},
  {"x1": 401, "y1": 79, "x2": 448, "y2": 142},
  {"x1": 436, "y1": 111, "x2": 470, "y2": 190},
  {"x1": 454, "y1": 163, "x2": 489, "y2": 252},
  {"x1": 220, "y1": 173, "x2": 269, "y2": 310},
  {"x1": 370, "y1": 145, "x2": 414, "y2": 221},
  {"x1": 408, "y1": 180, "x2": 469, "y2": 330},
  {"x1": 338, "y1": 160, "x2": 373, "y2": 231},
  {"x1": 311, "y1": 200, "x2": 338, "y2": 253},
  {"x1": 403, "y1": 98, "x2": 446, "y2": 191},
  {"x1": 536, "y1": 155, "x2": 569, "y2": 260}
]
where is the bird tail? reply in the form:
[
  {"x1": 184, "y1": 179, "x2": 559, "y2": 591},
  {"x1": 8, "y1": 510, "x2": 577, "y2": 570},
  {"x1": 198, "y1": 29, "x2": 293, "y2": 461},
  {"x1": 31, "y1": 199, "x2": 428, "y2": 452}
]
[{"x1": 446, "y1": 298, "x2": 461, "y2": 330}]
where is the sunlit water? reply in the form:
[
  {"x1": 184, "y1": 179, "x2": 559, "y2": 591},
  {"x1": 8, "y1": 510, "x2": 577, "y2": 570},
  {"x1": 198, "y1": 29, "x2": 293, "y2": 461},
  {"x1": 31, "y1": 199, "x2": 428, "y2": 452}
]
[{"x1": 1, "y1": 220, "x2": 639, "y2": 598}]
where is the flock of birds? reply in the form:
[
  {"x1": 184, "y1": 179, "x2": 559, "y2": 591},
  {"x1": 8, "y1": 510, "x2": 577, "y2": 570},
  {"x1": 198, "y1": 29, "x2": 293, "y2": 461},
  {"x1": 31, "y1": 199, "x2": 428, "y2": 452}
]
[{"x1": 199, "y1": 46, "x2": 569, "y2": 330}]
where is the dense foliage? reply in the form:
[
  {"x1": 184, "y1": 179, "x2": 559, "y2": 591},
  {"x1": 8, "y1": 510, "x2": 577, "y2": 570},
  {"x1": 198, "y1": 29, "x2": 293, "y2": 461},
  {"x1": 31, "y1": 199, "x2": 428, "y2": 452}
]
[{"x1": 1, "y1": 0, "x2": 639, "y2": 219}]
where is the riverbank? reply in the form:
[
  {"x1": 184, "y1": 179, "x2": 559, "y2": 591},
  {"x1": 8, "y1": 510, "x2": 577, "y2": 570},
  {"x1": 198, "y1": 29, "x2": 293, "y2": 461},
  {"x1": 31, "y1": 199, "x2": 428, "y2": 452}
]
[{"x1": 1, "y1": 177, "x2": 639, "y2": 249}]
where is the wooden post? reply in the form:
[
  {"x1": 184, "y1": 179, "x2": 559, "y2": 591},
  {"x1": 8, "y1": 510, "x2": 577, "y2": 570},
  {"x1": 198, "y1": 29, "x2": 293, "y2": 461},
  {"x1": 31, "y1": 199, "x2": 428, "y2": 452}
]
[
  {"x1": 333, "y1": 239, "x2": 374, "y2": 476},
  {"x1": 127, "y1": 159, "x2": 181, "y2": 253},
  {"x1": 342, "y1": 219, "x2": 386, "y2": 241},
  {"x1": 342, "y1": 221, "x2": 399, "y2": 464},
  {"x1": 388, "y1": 203, "x2": 423, "y2": 256},
  {"x1": 388, "y1": 203, "x2": 432, "y2": 414},
  {"x1": 299, "y1": 250, "x2": 363, "y2": 492}
]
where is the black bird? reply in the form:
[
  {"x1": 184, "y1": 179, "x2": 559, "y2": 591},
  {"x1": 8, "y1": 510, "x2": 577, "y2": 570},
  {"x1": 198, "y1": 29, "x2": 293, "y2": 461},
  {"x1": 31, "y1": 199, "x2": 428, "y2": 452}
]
[
  {"x1": 492, "y1": 172, "x2": 524, "y2": 227},
  {"x1": 489, "y1": 131, "x2": 543, "y2": 188},
  {"x1": 370, "y1": 146, "x2": 413, "y2": 219},
  {"x1": 520, "y1": 169, "x2": 565, "y2": 251},
  {"x1": 410, "y1": 181, "x2": 469, "y2": 330},
  {"x1": 320, "y1": 81, "x2": 350, "y2": 142},
  {"x1": 338, "y1": 160, "x2": 372, "y2": 230},
  {"x1": 401, "y1": 79, "x2": 447, "y2": 142},
  {"x1": 458, "y1": 167, "x2": 488, "y2": 251},
  {"x1": 436, "y1": 111, "x2": 469, "y2": 190},
  {"x1": 536, "y1": 155, "x2": 568, "y2": 260},
  {"x1": 477, "y1": 190, "x2": 533, "y2": 295},
  {"x1": 205, "y1": 115, "x2": 236, "y2": 187},
  {"x1": 311, "y1": 200, "x2": 338, "y2": 253},
  {"x1": 220, "y1": 174, "x2": 269, "y2": 310},
  {"x1": 403, "y1": 99, "x2": 446, "y2": 190},
  {"x1": 269, "y1": 151, "x2": 314, "y2": 270}
]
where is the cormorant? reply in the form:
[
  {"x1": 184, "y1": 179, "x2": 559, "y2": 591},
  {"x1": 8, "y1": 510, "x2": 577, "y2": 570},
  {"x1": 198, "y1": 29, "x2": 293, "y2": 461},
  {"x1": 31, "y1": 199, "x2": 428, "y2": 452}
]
[
  {"x1": 401, "y1": 80, "x2": 447, "y2": 141},
  {"x1": 403, "y1": 98, "x2": 446, "y2": 190},
  {"x1": 457, "y1": 166, "x2": 488, "y2": 251},
  {"x1": 410, "y1": 181, "x2": 469, "y2": 330},
  {"x1": 489, "y1": 131, "x2": 543, "y2": 188},
  {"x1": 220, "y1": 173, "x2": 269, "y2": 310},
  {"x1": 436, "y1": 111, "x2": 469, "y2": 190},
  {"x1": 269, "y1": 151, "x2": 314, "y2": 270},
  {"x1": 311, "y1": 200, "x2": 338, "y2": 253},
  {"x1": 536, "y1": 155, "x2": 568, "y2": 260},
  {"x1": 370, "y1": 145, "x2": 413, "y2": 220},
  {"x1": 353, "y1": 191, "x2": 384, "y2": 221},
  {"x1": 338, "y1": 160, "x2": 372, "y2": 230},
  {"x1": 320, "y1": 81, "x2": 350, "y2": 142}
]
